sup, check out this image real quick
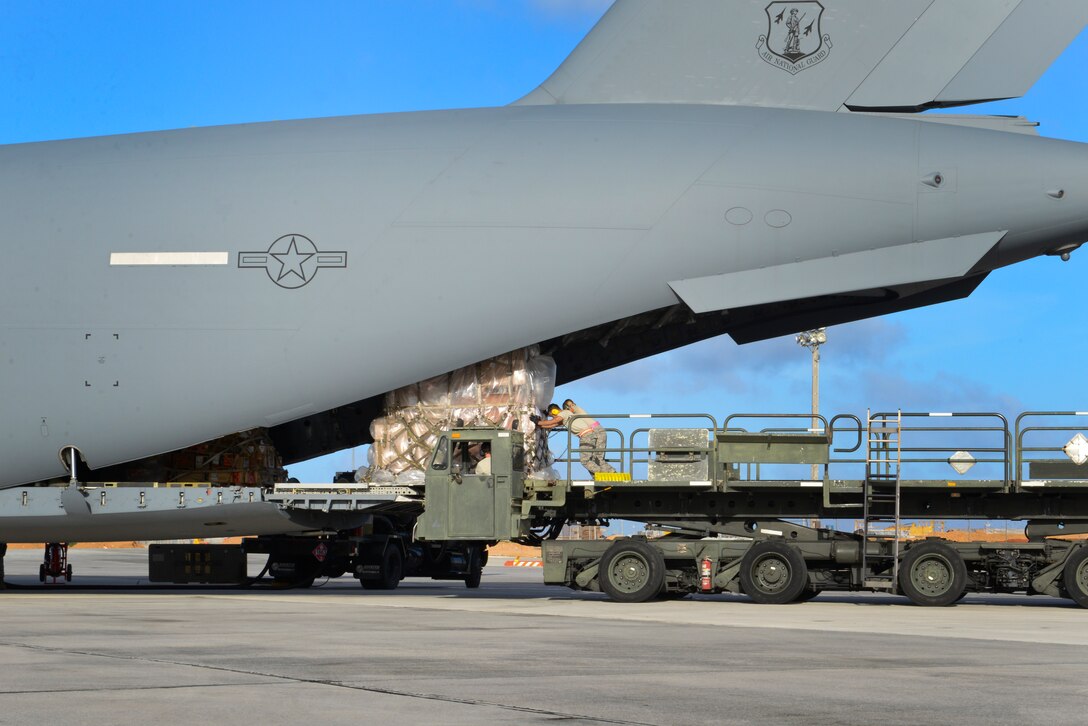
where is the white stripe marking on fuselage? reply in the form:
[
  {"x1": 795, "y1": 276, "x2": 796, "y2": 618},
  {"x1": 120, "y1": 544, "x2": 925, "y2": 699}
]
[{"x1": 110, "y1": 252, "x2": 229, "y2": 266}]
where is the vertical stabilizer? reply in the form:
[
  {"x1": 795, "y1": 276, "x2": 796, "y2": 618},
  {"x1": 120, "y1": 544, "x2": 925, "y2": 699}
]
[{"x1": 515, "y1": 0, "x2": 1088, "y2": 112}]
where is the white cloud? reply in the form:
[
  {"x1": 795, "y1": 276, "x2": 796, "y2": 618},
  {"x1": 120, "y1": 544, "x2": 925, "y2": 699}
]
[{"x1": 585, "y1": 317, "x2": 908, "y2": 397}]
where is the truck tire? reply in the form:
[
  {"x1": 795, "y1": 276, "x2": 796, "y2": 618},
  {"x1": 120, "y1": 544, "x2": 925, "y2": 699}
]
[
  {"x1": 465, "y1": 568, "x2": 482, "y2": 589},
  {"x1": 1063, "y1": 547, "x2": 1088, "y2": 609},
  {"x1": 796, "y1": 587, "x2": 820, "y2": 602},
  {"x1": 898, "y1": 541, "x2": 967, "y2": 606},
  {"x1": 599, "y1": 540, "x2": 666, "y2": 603},
  {"x1": 361, "y1": 546, "x2": 403, "y2": 591},
  {"x1": 464, "y1": 546, "x2": 483, "y2": 589},
  {"x1": 739, "y1": 541, "x2": 808, "y2": 604}
]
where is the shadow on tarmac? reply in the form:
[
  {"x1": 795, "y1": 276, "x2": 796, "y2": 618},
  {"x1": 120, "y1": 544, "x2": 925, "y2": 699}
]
[{"x1": 0, "y1": 575, "x2": 1080, "y2": 609}]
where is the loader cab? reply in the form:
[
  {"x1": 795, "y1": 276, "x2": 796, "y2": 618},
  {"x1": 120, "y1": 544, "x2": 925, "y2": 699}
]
[
  {"x1": 429, "y1": 430, "x2": 525, "y2": 477},
  {"x1": 418, "y1": 428, "x2": 529, "y2": 542}
]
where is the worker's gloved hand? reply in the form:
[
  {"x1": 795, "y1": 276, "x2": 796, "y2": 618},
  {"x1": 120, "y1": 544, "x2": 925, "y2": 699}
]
[{"x1": 529, "y1": 414, "x2": 541, "y2": 424}]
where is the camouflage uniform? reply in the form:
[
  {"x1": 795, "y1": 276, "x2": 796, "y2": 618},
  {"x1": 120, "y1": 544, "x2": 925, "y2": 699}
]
[
  {"x1": 559, "y1": 405, "x2": 616, "y2": 475},
  {"x1": 578, "y1": 428, "x2": 615, "y2": 475}
]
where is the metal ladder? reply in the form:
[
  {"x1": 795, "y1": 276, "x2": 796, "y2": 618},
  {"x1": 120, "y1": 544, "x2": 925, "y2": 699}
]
[{"x1": 861, "y1": 410, "x2": 902, "y2": 591}]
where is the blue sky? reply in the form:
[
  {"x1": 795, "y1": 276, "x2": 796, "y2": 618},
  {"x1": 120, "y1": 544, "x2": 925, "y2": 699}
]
[{"x1": 3, "y1": 2, "x2": 1087, "y2": 483}]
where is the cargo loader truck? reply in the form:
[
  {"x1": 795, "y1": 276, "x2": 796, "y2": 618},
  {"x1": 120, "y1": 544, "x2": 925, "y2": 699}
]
[
  {"x1": 3, "y1": 409, "x2": 1088, "y2": 608},
  {"x1": 415, "y1": 411, "x2": 1088, "y2": 607}
]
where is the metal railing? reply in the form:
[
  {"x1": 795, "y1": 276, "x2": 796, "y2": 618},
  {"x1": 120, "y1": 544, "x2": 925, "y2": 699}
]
[
  {"x1": 723, "y1": 412, "x2": 829, "y2": 434},
  {"x1": 548, "y1": 426, "x2": 625, "y2": 475},
  {"x1": 714, "y1": 411, "x2": 1011, "y2": 487},
  {"x1": 560, "y1": 413, "x2": 718, "y2": 482},
  {"x1": 537, "y1": 410, "x2": 1088, "y2": 491},
  {"x1": 867, "y1": 412, "x2": 1011, "y2": 488},
  {"x1": 1015, "y1": 412, "x2": 1088, "y2": 489}
]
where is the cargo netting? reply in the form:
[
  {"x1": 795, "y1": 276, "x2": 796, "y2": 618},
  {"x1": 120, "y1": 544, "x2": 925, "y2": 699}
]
[{"x1": 362, "y1": 347, "x2": 556, "y2": 484}]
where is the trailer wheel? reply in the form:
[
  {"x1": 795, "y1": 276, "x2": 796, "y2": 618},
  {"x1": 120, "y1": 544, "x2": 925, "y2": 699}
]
[
  {"x1": 1063, "y1": 547, "x2": 1088, "y2": 609},
  {"x1": 898, "y1": 542, "x2": 967, "y2": 606},
  {"x1": 361, "y1": 546, "x2": 403, "y2": 591},
  {"x1": 38, "y1": 564, "x2": 46, "y2": 583},
  {"x1": 739, "y1": 541, "x2": 808, "y2": 604},
  {"x1": 599, "y1": 540, "x2": 666, "y2": 603}
]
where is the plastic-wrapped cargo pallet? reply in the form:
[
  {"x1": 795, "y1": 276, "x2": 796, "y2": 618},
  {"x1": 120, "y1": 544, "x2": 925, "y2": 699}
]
[{"x1": 362, "y1": 347, "x2": 556, "y2": 483}]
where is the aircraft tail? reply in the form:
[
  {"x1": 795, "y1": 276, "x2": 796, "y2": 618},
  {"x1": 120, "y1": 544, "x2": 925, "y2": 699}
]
[{"x1": 515, "y1": 0, "x2": 1088, "y2": 113}]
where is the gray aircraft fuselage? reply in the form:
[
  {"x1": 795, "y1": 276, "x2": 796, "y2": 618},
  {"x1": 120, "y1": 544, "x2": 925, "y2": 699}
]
[{"x1": 2, "y1": 103, "x2": 1087, "y2": 487}]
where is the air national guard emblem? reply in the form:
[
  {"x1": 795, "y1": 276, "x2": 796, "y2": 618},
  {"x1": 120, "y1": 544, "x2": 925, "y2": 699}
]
[{"x1": 758, "y1": 2, "x2": 833, "y2": 75}]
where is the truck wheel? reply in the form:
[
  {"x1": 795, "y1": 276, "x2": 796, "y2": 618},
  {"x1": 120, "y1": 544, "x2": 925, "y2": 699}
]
[
  {"x1": 465, "y1": 568, "x2": 482, "y2": 589},
  {"x1": 464, "y1": 546, "x2": 483, "y2": 589},
  {"x1": 599, "y1": 540, "x2": 666, "y2": 603},
  {"x1": 796, "y1": 587, "x2": 820, "y2": 602},
  {"x1": 898, "y1": 541, "x2": 967, "y2": 606},
  {"x1": 739, "y1": 541, "x2": 808, "y2": 604},
  {"x1": 1063, "y1": 547, "x2": 1088, "y2": 609},
  {"x1": 361, "y1": 546, "x2": 403, "y2": 591}
]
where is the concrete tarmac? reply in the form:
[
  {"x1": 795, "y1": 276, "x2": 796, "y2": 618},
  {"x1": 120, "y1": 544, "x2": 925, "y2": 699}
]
[{"x1": 1, "y1": 548, "x2": 1087, "y2": 725}]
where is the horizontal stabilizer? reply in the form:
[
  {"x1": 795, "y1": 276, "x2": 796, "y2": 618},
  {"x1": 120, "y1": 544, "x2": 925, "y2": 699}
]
[
  {"x1": 516, "y1": 1, "x2": 1088, "y2": 112},
  {"x1": 669, "y1": 232, "x2": 1006, "y2": 314}
]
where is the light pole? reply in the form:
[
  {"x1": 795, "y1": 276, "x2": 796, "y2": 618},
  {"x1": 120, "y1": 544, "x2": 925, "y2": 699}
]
[{"x1": 795, "y1": 328, "x2": 827, "y2": 481}]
